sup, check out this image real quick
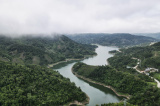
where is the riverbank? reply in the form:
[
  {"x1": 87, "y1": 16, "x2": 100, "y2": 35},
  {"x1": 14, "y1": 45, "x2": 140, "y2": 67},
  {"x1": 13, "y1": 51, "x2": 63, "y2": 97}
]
[
  {"x1": 47, "y1": 58, "x2": 81, "y2": 68},
  {"x1": 68, "y1": 93, "x2": 90, "y2": 106},
  {"x1": 48, "y1": 55, "x2": 97, "y2": 68},
  {"x1": 55, "y1": 45, "x2": 123, "y2": 105},
  {"x1": 71, "y1": 68, "x2": 130, "y2": 99}
]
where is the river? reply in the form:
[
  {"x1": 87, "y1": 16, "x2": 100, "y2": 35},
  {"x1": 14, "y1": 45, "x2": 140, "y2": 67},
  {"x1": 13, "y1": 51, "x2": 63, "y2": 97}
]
[{"x1": 53, "y1": 45, "x2": 123, "y2": 106}]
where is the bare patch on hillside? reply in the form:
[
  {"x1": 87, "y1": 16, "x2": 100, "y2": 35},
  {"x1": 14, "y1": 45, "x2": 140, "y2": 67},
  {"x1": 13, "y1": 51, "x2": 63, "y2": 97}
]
[
  {"x1": 32, "y1": 56, "x2": 40, "y2": 65},
  {"x1": 44, "y1": 54, "x2": 53, "y2": 63},
  {"x1": 0, "y1": 56, "x2": 10, "y2": 62},
  {"x1": 12, "y1": 58, "x2": 24, "y2": 64}
]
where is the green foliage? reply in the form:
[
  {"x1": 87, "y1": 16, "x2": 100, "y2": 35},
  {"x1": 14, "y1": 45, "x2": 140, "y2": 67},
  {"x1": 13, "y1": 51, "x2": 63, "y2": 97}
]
[
  {"x1": 108, "y1": 55, "x2": 153, "y2": 82},
  {"x1": 73, "y1": 62, "x2": 160, "y2": 106},
  {"x1": 0, "y1": 35, "x2": 96, "y2": 65},
  {"x1": 108, "y1": 56, "x2": 137, "y2": 68},
  {"x1": 117, "y1": 43, "x2": 160, "y2": 70},
  {"x1": 129, "y1": 86, "x2": 160, "y2": 106},
  {"x1": 106, "y1": 42, "x2": 160, "y2": 105},
  {"x1": 109, "y1": 50, "x2": 118, "y2": 54},
  {"x1": 73, "y1": 63, "x2": 149, "y2": 95},
  {"x1": 0, "y1": 61, "x2": 86, "y2": 105},
  {"x1": 150, "y1": 72, "x2": 160, "y2": 82},
  {"x1": 109, "y1": 42, "x2": 160, "y2": 82}
]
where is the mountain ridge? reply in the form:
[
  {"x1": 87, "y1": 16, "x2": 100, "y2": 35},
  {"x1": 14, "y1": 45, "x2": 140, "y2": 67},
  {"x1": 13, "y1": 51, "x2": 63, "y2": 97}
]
[
  {"x1": 0, "y1": 34, "x2": 96, "y2": 65},
  {"x1": 67, "y1": 33, "x2": 158, "y2": 47}
]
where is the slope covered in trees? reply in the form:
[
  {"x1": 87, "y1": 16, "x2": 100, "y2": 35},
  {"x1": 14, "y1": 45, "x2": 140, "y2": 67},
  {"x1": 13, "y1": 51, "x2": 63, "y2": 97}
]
[
  {"x1": 0, "y1": 35, "x2": 96, "y2": 65},
  {"x1": 67, "y1": 33, "x2": 157, "y2": 47},
  {"x1": 108, "y1": 42, "x2": 160, "y2": 81},
  {"x1": 72, "y1": 62, "x2": 160, "y2": 105},
  {"x1": 73, "y1": 62, "x2": 153, "y2": 95},
  {"x1": 0, "y1": 34, "x2": 96, "y2": 105},
  {"x1": 116, "y1": 42, "x2": 160, "y2": 70},
  {"x1": 0, "y1": 61, "x2": 87, "y2": 105}
]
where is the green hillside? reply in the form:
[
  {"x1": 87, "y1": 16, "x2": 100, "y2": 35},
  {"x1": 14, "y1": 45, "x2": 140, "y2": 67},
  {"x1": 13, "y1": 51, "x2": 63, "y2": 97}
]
[
  {"x1": 73, "y1": 62, "x2": 160, "y2": 106},
  {"x1": 0, "y1": 61, "x2": 87, "y2": 105},
  {"x1": 112, "y1": 42, "x2": 160, "y2": 70},
  {"x1": 73, "y1": 62, "x2": 153, "y2": 95},
  {"x1": 72, "y1": 42, "x2": 160, "y2": 105},
  {"x1": 0, "y1": 34, "x2": 96, "y2": 105},
  {"x1": 108, "y1": 42, "x2": 160, "y2": 81},
  {"x1": 0, "y1": 35, "x2": 96, "y2": 65}
]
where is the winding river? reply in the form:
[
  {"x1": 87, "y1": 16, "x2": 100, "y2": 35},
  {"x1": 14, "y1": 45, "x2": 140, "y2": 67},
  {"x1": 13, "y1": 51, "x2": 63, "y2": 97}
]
[{"x1": 53, "y1": 45, "x2": 123, "y2": 106}]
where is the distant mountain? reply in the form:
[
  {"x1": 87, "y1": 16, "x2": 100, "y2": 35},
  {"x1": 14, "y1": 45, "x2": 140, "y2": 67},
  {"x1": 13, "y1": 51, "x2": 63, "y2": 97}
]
[
  {"x1": 134, "y1": 33, "x2": 160, "y2": 39},
  {"x1": 0, "y1": 35, "x2": 96, "y2": 65},
  {"x1": 67, "y1": 33, "x2": 158, "y2": 47}
]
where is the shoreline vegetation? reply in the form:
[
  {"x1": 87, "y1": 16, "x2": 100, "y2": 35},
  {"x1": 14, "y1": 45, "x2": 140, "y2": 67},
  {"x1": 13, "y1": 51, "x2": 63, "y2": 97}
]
[
  {"x1": 47, "y1": 56, "x2": 95, "y2": 106},
  {"x1": 0, "y1": 61, "x2": 89, "y2": 106},
  {"x1": 68, "y1": 93, "x2": 90, "y2": 106},
  {"x1": 47, "y1": 55, "x2": 97, "y2": 68},
  {"x1": 71, "y1": 68, "x2": 130, "y2": 100},
  {"x1": 47, "y1": 46, "x2": 130, "y2": 105},
  {"x1": 47, "y1": 58, "x2": 81, "y2": 68}
]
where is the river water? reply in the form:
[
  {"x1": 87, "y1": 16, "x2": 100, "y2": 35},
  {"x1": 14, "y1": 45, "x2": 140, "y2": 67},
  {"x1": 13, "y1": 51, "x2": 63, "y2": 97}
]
[{"x1": 53, "y1": 45, "x2": 123, "y2": 106}]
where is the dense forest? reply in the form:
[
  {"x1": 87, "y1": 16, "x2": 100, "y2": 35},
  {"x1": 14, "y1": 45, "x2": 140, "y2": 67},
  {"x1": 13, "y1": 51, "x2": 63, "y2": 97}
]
[
  {"x1": 1, "y1": 33, "x2": 160, "y2": 105},
  {"x1": 0, "y1": 61, "x2": 87, "y2": 105},
  {"x1": 0, "y1": 34, "x2": 97, "y2": 105},
  {"x1": 73, "y1": 62, "x2": 160, "y2": 105},
  {"x1": 0, "y1": 35, "x2": 96, "y2": 65},
  {"x1": 67, "y1": 33, "x2": 157, "y2": 47}
]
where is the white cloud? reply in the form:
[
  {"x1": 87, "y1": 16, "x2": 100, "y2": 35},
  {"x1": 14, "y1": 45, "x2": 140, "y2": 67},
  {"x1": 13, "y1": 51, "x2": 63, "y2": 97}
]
[{"x1": 0, "y1": 0, "x2": 160, "y2": 35}]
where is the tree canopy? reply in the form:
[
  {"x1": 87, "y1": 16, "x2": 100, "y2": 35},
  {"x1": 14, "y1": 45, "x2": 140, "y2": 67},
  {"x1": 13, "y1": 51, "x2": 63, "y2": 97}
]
[{"x1": 0, "y1": 61, "x2": 86, "y2": 105}]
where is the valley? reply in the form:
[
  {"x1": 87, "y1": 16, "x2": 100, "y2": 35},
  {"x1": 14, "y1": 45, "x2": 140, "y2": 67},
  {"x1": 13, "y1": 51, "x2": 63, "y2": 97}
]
[
  {"x1": 1, "y1": 0, "x2": 160, "y2": 105},
  {"x1": 71, "y1": 40, "x2": 160, "y2": 105},
  {"x1": 0, "y1": 34, "x2": 160, "y2": 106},
  {"x1": 53, "y1": 45, "x2": 123, "y2": 106}
]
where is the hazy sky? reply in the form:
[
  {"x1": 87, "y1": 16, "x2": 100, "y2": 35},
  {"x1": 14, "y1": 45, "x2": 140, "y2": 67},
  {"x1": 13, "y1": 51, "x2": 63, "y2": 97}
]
[{"x1": 0, "y1": 0, "x2": 160, "y2": 34}]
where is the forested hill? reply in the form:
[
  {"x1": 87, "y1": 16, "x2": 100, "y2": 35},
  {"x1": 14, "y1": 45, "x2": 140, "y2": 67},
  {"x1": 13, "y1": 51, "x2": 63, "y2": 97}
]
[
  {"x1": 67, "y1": 33, "x2": 157, "y2": 47},
  {"x1": 0, "y1": 61, "x2": 87, "y2": 105},
  {"x1": 108, "y1": 41, "x2": 160, "y2": 82},
  {"x1": 109, "y1": 41, "x2": 160, "y2": 71},
  {"x1": 73, "y1": 62, "x2": 160, "y2": 106},
  {"x1": 0, "y1": 35, "x2": 93, "y2": 105},
  {"x1": 0, "y1": 34, "x2": 96, "y2": 65}
]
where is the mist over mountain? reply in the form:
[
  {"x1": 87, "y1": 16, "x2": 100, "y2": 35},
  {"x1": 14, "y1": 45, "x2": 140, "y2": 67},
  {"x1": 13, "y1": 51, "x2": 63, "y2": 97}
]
[
  {"x1": 1, "y1": 0, "x2": 160, "y2": 105},
  {"x1": 1, "y1": 0, "x2": 160, "y2": 34},
  {"x1": 134, "y1": 33, "x2": 160, "y2": 39}
]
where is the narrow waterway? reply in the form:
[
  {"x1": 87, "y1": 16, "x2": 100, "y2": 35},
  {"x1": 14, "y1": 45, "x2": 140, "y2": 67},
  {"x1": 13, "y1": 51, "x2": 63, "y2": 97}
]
[{"x1": 53, "y1": 45, "x2": 123, "y2": 106}]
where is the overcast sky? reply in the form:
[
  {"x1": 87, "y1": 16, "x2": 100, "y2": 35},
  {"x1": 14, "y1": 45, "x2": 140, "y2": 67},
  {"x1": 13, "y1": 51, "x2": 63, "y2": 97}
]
[{"x1": 0, "y1": 0, "x2": 160, "y2": 35}]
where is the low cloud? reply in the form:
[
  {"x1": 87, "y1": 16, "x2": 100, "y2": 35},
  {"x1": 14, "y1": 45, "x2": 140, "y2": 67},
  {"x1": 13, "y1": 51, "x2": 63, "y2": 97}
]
[{"x1": 0, "y1": 0, "x2": 160, "y2": 36}]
